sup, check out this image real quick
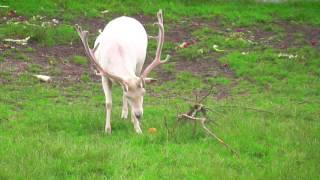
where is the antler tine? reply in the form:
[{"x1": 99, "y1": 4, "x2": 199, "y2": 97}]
[
  {"x1": 141, "y1": 9, "x2": 170, "y2": 78},
  {"x1": 75, "y1": 24, "x2": 124, "y2": 83}
]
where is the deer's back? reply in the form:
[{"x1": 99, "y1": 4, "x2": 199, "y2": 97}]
[{"x1": 94, "y1": 17, "x2": 148, "y2": 76}]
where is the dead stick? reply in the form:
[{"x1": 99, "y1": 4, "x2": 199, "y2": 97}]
[
  {"x1": 201, "y1": 121, "x2": 239, "y2": 159},
  {"x1": 198, "y1": 85, "x2": 215, "y2": 103},
  {"x1": 180, "y1": 114, "x2": 239, "y2": 158}
]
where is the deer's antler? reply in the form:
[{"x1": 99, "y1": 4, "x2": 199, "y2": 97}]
[
  {"x1": 75, "y1": 24, "x2": 125, "y2": 83},
  {"x1": 141, "y1": 9, "x2": 170, "y2": 78}
]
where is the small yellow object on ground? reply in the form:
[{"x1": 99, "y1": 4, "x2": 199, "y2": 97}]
[{"x1": 148, "y1": 128, "x2": 157, "y2": 134}]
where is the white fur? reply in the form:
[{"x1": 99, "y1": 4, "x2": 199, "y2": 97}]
[
  {"x1": 94, "y1": 17, "x2": 148, "y2": 79},
  {"x1": 93, "y1": 16, "x2": 148, "y2": 133}
]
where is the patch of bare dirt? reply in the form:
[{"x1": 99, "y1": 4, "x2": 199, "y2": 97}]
[
  {"x1": 177, "y1": 58, "x2": 234, "y2": 78},
  {"x1": 233, "y1": 21, "x2": 319, "y2": 49},
  {"x1": 72, "y1": 17, "x2": 107, "y2": 33},
  {"x1": 30, "y1": 43, "x2": 101, "y2": 83},
  {"x1": 164, "y1": 17, "x2": 224, "y2": 43},
  {"x1": 74, "y1": 14, "x2": 157, "y2": 33},
  {"x1": 177, "y1": 58, "x2": 235, "y2": 100},
  {"x1": 0, "y1": 58, "x2": 28, "y2": 85},
  {"x1": 276, "y1": 21, "x2": 320, "y2": 49}
]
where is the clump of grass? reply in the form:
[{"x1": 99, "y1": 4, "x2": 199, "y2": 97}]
[
  {"x1": 207, "y1": 77, "x2": 231, "y2": 85},
  {"x1": 0, "y1": 23, "x2": 78, "y2": 46},
  {"x1": 154, "y1": 71, "x2": 209, "y2": 96},
  {"x1": 49, "y1": 67, "x2": 63, "y2": 76},
  {"x1": 262, "y1": 24, "x2": 284, "y2": 33},
  {"x1": 70, "y1": 55, "x2": 88, "y2": 65},
  {"x1": 220, "y1": 46, "x2": 320, "y2": 94},
  {"x1": 16, "y1": 52, "x2": 30, "y2": 61},
  {"x1": 175, "y1": 26, "x2": 256, "y2": 62},
  {"x1": 2, "y1": 49, "x2": 17, "y2": 57},
  {"x1": 47, "y1": 56, "x2": 59, "y2": 66},
  {"x1": 23, "y1": 47, "x2": 35, "y2": 53},
  {"x1": 176, "y1": 46, "x2": 205, "y2": 61},
  {"x1": 80, "y1": 72, "x2": 91, "y2": 82},
  {"x1": 161, "y1": 62, "x2": 176, "y2": 73},
  {"x1": 27, "y1": 64, "x2": 42, "y2": 73},
  {"x1": 193, "y1": 27, "x2": 253, "y2": 49}
]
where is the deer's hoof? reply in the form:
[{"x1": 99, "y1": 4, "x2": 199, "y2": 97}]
[
  {"x1": 121, "y1": 111, "x2": 128, "y2": 119},
  {"x1": 105, "y1": 127, "x2": 112, "y2": 134},
  {"x1": 134, "y1": 127, "x2": 142, "y2": 134}
]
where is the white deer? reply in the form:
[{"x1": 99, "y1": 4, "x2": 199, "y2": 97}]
[{"x1": 75, "y1": 10, "x2": 169, "y2": 134}]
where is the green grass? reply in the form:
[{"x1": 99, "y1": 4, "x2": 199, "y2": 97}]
[
  {"x1": 27, "y1": 64, "x2": 43, "y2": 73},
  {"x1": 3, "y1": 0, "x2": 320, "y2": 25},
  {"x1": 0, "y1": 23, "x2": 78, "y2": 46},
  {"x1": 160, "y1": 62, "x2": 176, "y2": 74},
  {"x1": 70, "y1": 55, "x2": 88, "y2": 65},
  {"x1": 1, "y1": 0, "x2": 319, "y2": 46},
  {"x1": 1, "y1": 0, "x2": 320, "y2": 179},
  {"x1": 2, "y1": 49, "x2": 31, "y2": 62},
  {"x1": 207, "y1": 76, "x2": 231, "y2": 85}
]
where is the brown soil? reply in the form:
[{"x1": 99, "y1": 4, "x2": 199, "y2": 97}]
[{"x1": 276, "y1": 21, "x2": 320, "y2": 49}]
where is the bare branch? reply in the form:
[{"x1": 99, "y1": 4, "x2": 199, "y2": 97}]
[
  {"x1": 179, "y1": 113, "x2": 239, "y2": 159},
  {"x1": 200, "y1": 120, "x2": 240, "y2": 159},
  {"x1": 198, "y1": 85, "x2": 215, "y2": 103},
  {"x1": 176, "y1": 100, "x2": 239, "y2": 158}
]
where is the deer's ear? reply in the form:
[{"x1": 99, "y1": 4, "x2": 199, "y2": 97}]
[{"x1": 143, "y1": 78, "x2": 157, "y2": 84}]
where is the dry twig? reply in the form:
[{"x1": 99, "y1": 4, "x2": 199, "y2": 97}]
[
  {"x1": 178, "y1": 110, "x2": 239, "y2": 158},
  {"x1": 174, "y1": 86, "x2": 239, "y2": 158}
]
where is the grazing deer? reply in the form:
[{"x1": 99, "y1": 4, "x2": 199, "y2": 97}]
[{"x1": 75, "y1": 10, "x2": 169, "y2": 134}]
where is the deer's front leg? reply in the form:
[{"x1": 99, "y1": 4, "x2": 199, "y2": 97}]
[
  {"x1": 121, "y1": 90, "x2": 128, "y2": 119},
  {"x1": 131, "y1": 109, "x2": 142, "y2": 134},
  {"x1": 102, "y1": 76, "x2": 112, "y2": 134}
]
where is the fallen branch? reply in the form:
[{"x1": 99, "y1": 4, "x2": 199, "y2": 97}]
[
  {"x1": 179, "y1": 113, "x2": 239, "y2": 158},
  {"x1": 173, "y1": 86, "x2": 239, "y2": 158}
]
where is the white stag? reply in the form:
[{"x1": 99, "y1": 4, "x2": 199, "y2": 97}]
[{"x1": 75, "y1": 10, "x2": 169, "y2": 134}]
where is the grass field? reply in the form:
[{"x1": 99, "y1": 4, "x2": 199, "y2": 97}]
[{"x1": 1, "y1": 0, "x2": 320, "y2": 179}]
